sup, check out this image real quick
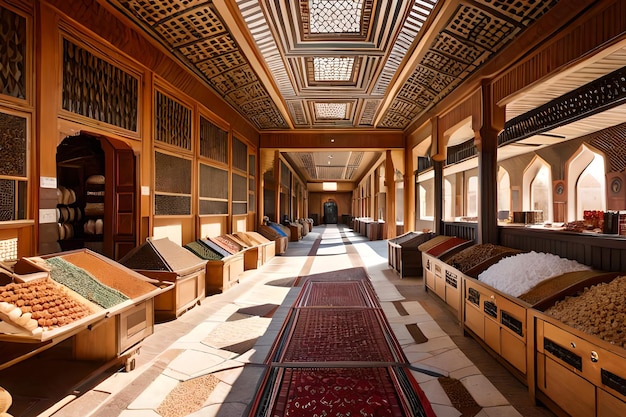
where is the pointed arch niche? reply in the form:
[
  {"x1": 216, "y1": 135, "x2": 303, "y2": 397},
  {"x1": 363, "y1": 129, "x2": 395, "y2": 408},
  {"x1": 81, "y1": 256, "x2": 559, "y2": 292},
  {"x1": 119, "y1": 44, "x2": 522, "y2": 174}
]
[
  {"x1": 566, "y1": 144, "x2": 606, "y2": 222},
  {"x1": 523, "y1": 156, "x2": 553, "y2": 222},
  {"x1": 497, "y1": 166, "x2": 511, "y2": 220}
]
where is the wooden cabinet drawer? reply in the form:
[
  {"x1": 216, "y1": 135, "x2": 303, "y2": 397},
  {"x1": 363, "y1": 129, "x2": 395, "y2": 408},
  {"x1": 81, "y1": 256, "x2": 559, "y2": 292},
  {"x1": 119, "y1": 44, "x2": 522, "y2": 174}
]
[
  {"x1": 539, "y1": 355, "x2": 595, "y2": 417},
  {"x1": 501, "y1": 328, "x2": 526, "y2": 374},
  {"x1": 465, "y1": 302, "x2": 484, "y2": 339},
  {"x1": 119, "y1": 298, "x2": 154, "y2": 353}
]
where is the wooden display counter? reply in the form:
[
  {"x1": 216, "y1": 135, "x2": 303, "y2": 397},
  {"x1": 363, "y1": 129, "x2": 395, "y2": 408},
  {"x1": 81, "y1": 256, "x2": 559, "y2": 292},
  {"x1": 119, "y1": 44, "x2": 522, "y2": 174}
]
[
  {"x1": 463, "y1": 277, "x2": 530, "y2": 381},
  {"x1": 531, "y1": 273, "x2": 626, "y2": 417},
  {"x1": 120, "y1": 238, "x2": 206, "y2": 320},
  {"x1": 0, "y1": 249, "x2": 170, "y2": 371},
  {"x1": 420, "y1": 236, "x2": 472, "y2": 319}
]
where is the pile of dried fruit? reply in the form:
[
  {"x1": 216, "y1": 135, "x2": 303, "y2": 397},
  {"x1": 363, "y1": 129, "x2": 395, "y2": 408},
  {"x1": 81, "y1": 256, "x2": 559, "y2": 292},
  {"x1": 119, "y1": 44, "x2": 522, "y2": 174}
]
[{"x1": 545, "y1": 275, "x2": 626, "y2": 347}]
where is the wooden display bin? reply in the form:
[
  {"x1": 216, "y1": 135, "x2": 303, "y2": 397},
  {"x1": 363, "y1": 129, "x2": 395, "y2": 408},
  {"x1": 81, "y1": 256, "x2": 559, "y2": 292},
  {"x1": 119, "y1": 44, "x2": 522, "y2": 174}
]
[
  {"x1": 258, "y1": 225, "x2": 288, "y2": 255},
  {"x1": 120, "y1": 238, "x2": 207, "y2": 320},
  {"x1": 421, "y1": 237, "x2": 472, "y2": 318},
  {"x1": 1, "y1": 249, "x2": 169, "y2": 370},
  {"x1": 184, "y1": 239, "x2": 244, "y2": 294},
  {"x1": 243, "y1": 232, "x2": 275, "y2": 264},
  {"x1": 287, "y1": 223, "x2": 302, "y2": 241},
  {"x1": 226, "y1": 234, "x2": 260, "y2": 270},
  {"x1": 205, "y1": 255, "x2": 244, "y2": 293},
  {"x1": 531, "y1": 272, "x2": 626, "y2": 417},
  {"x1": 419, "y1": 235, "x2": 456, "y2": 293},
  {"x1": 74, "y1": 297, "x2": 154, "y2": 363},
  {"x1": 463, "y1": 277, "x2": 529, "y2": 381},
  {"x1": 387, "y1": 231, "x2": 433, "y2": 275}
]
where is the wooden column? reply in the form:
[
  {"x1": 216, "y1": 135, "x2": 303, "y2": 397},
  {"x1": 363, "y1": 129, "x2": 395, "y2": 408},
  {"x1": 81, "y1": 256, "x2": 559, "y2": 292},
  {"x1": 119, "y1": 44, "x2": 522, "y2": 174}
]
[
  {"x1": 431, "y1": 117, "x2": 444, "y2": 235},
  {"x1": 385, "y1": 150, "x2": 396, "y2": 239},
  {"x1": 404, "y1": 144, "x2": 415, "y2": 233},
  {"x1": 36, "y1": 2, "x2": 62, "y2": 255},
  {"x1": 274, "y1": 150, "x2": 281, "y2": 223},
  {"x1": 475, "y1": 81, "x2": 504, "y2": 244}
]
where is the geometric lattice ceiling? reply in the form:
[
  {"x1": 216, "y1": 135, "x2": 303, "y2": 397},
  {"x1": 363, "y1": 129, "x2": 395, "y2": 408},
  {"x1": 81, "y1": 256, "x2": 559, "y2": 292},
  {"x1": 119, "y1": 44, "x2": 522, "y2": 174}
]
[{"x1": 107, "y1": 0, "x2": 561, "y2": 130}]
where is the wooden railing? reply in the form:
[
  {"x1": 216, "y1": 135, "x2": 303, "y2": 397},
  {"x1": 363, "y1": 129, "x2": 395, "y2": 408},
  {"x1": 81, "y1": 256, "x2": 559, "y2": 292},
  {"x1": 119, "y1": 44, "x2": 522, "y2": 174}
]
[{"x1": 499, "y1": 226, "x2": 626, "y2": 272}]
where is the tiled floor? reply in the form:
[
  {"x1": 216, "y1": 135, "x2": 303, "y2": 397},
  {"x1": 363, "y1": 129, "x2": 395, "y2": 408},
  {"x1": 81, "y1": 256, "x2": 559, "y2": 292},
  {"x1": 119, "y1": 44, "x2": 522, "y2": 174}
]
[{"x1": 3, "y1": 225, "x2": 556, "y2": 417}]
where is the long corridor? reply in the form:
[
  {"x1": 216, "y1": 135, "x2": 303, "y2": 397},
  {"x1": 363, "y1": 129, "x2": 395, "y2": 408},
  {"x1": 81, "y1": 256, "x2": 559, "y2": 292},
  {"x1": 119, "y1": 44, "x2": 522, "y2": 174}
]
[{"x1": 27, "y1": 225, "x2": 554, "y2": 417}]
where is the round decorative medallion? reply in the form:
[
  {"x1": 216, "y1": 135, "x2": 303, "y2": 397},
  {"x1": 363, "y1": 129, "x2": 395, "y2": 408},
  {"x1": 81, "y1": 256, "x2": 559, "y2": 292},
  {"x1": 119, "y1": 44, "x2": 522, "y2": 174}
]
[
  {"x1": 555, "y1": 182, "x2": 564, "y2": 195},
  {"x1": 611, "y1": 177, "x2": 622, "y2": 194}
]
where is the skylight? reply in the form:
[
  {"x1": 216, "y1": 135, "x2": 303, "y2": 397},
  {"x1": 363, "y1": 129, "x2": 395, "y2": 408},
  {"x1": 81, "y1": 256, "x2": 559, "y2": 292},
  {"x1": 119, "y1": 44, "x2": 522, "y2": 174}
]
[
  {"x1": 313, "y1": 57, "x2": 354, "y2": 81},
  {"x1": 309, "y1": 0, "x2": 363, "y2": 33},
  {"x1": 315, "y1": 102, "x2": 347, "y2": 119}
]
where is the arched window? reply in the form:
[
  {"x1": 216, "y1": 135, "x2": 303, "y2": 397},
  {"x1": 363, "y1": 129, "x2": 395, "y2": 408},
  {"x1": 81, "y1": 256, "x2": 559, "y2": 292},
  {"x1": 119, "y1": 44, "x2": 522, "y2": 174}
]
[
  {"x1": 467, "y1": 176, "x2": 478, "y2": 217},
  {"x1": 418, "y1": 179, "x2": 434, "y2": 220},
  {"x1": 523, "y1": 157, "x2": 553, "y2": 222},
  {"x1": 567, "y1": 144, "x2": 606, "y2": 221},
  {"x1": 498, "y1": 167, "x2": 511, "y2": 220},
  {"x1": 531, "y1": 166, "x2": 550, "y2": 217}
]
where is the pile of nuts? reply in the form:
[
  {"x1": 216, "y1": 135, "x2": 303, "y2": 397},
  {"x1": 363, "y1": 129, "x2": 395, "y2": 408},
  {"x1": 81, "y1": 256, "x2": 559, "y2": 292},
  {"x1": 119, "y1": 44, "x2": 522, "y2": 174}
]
[
  {"x1": 545, "y1": 275, "x2": 626, "y2": 347},
  {"x1": 446, "y1": 244, "x2": 518, "y2": 273},
  {"x1": 0, "y1": 278, "x2": 92, "y2": 330}
]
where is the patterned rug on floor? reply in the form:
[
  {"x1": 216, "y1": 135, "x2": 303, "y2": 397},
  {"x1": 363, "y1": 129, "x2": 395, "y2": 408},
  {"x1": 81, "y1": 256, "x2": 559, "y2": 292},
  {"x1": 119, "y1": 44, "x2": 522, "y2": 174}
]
[
  {"x1": 250, "y1": 267, "x2": 436, "y2": 417},
  {"x1": 276, "y1": 308, "x2": 403, "y2": 363},
  {"x1": 251, "y1": 366, "x2": 434, "y2": 417}
]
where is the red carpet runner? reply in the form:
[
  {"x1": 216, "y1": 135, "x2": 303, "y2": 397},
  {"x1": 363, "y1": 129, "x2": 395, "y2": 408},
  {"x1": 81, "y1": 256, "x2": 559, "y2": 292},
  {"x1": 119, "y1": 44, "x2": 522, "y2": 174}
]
[{"x1": 249, "y1": 267, "x2": 436, "y2": 417}]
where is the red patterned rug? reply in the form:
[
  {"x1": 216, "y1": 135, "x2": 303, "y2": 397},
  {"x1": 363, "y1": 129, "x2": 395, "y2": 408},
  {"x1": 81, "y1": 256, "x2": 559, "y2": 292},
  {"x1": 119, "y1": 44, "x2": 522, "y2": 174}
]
[
  {"x1": 251, "y1": 366, "x2": 434, "y2": 417},
  {"x1": 277, "y1": 308, "x2": 403, "y2": 363},
  {"x1": 296, "y1": 280, "x2": 377, "y2": 307},
  {"x1": 251, "y1": 267, "x2": 436, "y2": 417}
]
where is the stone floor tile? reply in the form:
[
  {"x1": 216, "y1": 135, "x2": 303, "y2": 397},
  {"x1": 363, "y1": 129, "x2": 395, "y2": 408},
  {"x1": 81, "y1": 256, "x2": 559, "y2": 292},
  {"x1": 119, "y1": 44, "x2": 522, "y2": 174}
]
[
  {"x1": 126, "y1": 374, "x2": 179, "y2": 410},
  {"x1": 482, "y1": 405, "x2": 525, "y2": 417},
  {"x1": 461, "y1": 374, "x2": 510, "y2": 407}
]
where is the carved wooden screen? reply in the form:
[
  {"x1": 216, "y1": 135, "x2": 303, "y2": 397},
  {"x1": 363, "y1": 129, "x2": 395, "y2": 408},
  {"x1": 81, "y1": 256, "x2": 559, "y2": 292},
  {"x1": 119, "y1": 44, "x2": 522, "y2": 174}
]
[
  {"x1": 155, "y1": 90, "x2": 192, "y2": 150},
  {"x1": 199, "y1": 163, "x2": 228, "y2": 215},
  {"x1": 231, "y1": 137, "x2": 248, "y2": 214},
  {"x1": 0, "y1": 111, "x2": 28, "y2": 221},
  {"x1": 232, "y1": 173, "x2": 247, "y2": 215},
  {"x1": 154, "y1": 151, "x2": 191, "y2": 215},
  {"x1": 62, "y1": 38, "x2": 138, "y2": 131},
  {"x1": 0, "y1": 5, "x2": 26, "y2": 100},
  {"x1": 199, "y1": 116, "x2": 228, "y2": 164},
  {"x1": 232, "y1": 137, "x2": 247, "y2": 172},
  {"x1": 248, "y1": 154, "x2": 256, "y2": 212}
]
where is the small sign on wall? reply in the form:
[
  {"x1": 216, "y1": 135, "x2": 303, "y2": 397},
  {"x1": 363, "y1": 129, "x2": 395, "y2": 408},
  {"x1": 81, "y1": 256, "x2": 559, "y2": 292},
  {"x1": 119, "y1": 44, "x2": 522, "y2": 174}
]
[{"x1": 40, "y1": 176, "x2": 57, "y2": 189}]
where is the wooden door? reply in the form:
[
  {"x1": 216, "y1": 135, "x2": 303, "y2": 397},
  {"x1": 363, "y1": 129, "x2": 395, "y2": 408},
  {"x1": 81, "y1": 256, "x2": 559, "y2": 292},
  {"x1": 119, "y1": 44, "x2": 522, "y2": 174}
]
[{"x1": 96, "y1": 134, "x2": 137, "y2": 260}]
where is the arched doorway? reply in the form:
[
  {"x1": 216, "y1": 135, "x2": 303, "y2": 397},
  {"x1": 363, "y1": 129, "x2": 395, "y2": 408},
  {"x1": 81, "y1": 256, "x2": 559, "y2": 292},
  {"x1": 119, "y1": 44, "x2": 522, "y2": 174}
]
[{"x1": 323, "y1": 200, "x2": 338, "y2": 224}]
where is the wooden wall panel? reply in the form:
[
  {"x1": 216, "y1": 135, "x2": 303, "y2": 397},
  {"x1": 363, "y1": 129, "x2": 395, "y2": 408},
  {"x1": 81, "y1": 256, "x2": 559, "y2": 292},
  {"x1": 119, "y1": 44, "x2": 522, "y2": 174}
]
[{"x1": 493, "y1": 0, "x2": 626, "y2": 105}]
